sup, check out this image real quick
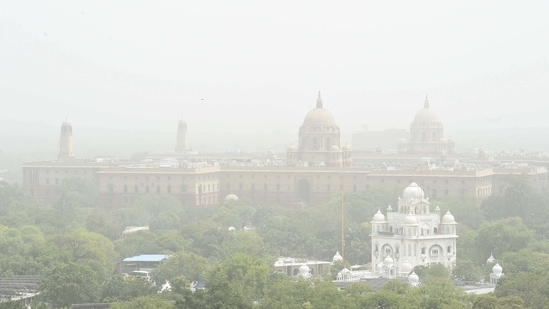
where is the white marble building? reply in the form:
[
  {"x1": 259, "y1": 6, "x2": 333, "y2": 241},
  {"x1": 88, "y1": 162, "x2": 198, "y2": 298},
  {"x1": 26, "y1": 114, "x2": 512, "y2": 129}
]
[{"x1": 371, "y1": 182, "x2": 458, "y2": 277}]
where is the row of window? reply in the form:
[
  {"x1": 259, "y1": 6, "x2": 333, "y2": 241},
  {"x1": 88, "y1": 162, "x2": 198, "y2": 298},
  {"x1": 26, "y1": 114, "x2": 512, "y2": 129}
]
[{"x1": 44, "y1": 169, "x2": 87, "y2": 174}]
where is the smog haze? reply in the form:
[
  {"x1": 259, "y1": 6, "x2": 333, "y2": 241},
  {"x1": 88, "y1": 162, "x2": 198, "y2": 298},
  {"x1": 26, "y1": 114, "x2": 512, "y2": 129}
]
[{"x1": 1, "y1": 1, "x2": 549, "y2": 160}]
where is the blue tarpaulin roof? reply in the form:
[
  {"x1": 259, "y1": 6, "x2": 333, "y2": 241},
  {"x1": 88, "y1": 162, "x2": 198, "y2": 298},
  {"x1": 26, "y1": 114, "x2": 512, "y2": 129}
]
[{"x1": 123, "y1": 254, "x2": 171, "y2": 262}]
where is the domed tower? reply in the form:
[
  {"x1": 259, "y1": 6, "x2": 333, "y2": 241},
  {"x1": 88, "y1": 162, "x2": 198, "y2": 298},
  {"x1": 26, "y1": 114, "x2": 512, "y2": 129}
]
[
  {"x1": 175, "y1": 117, "x2": 188, "y2": 153},
  {"x1": 371, "y1": 209, "x2": 387, "y2": 234},
  {"x1": 397, "y1": 137, "x2": 407, "y2": 154},
  {"x1": 371, "y1": 182, "x2": 458, "y2": 274},
  {"x1": 58, "y1": 118, "x2": 74, "y2": 162},
  {"x1": 292, "y1": 92, "x2": 346, "y2": 167},
  {"x1": 439, "y1": 210, "x2": 457, "y2": 235},
  {"x1": 286, "y1": 144, "x2": 297, "y2": 166},
  {"x1": 407, "y1": 96, "x2": 449, "y2": 154},
  {"x1": 398, "y1": 182, "x2": 429, "y2": 215},
  {"x1": 342, "y1": 144, "x2": 352, "y2": 167}
]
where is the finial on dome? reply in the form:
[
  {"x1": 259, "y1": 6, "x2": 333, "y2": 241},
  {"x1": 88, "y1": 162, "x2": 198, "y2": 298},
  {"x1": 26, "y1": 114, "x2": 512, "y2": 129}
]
[
  {"x1": 316, "y1": 91, "x2": 323, "y2": 108},
  {"x1": 424, "y1": 95, "x2": 429, "y2": 109}
]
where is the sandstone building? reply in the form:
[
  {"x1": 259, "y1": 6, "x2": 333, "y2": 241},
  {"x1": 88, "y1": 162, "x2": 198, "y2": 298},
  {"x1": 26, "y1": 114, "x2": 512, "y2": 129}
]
[{"x1": 21, "y1": 94, "x2": 547, "y2": 207}]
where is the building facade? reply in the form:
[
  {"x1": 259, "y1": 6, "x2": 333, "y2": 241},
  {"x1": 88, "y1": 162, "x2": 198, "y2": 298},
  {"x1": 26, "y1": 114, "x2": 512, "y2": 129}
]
[
  {"x1": 21, "y1": 94, "x2": 548, "y2": 207},
  {"x1": 287, "y1": 92, "x2": 352, "y2": 167},
  {"x1": 371, "y1": 182, "x2": 458, "y2": 277},
  {"x1": 398, "y1": 96, "x2": 455, "y2": 155}
]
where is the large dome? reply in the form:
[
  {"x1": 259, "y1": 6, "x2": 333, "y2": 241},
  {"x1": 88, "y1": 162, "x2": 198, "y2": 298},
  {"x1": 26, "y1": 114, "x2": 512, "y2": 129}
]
[
  {"x1": 303, "y1": 107, "x2": 336, "y2": 126},
  {"x1": 403, "y1": 182, "x2": 425, "y2": 201},
  {"x1": 302, "y1": 92, "x2": 337, "y2": 126},
  {"x1": 412, "y1": 96, "x2": 441, "y2": 124}
]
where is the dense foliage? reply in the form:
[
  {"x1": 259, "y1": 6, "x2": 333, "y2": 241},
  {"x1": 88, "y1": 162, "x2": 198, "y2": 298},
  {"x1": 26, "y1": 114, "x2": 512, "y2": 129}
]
[{"x1": 0, "y1": 175, "x2": 548, "y2": 308}]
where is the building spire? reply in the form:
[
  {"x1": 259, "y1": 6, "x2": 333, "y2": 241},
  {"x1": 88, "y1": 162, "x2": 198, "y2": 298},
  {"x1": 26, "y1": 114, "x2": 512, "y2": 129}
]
[
  {"x1": 424, "y1": 95, "x2": 430, "y2": 109},
  {"x1": 316, "y1": 91, "x2": 323, "y2": 108}
]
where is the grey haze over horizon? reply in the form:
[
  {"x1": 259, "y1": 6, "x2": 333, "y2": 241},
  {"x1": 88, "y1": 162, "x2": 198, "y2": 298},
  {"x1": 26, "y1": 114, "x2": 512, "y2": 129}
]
[{"x1": 1, "y1": 1, "x2": 549, "y2": 158}]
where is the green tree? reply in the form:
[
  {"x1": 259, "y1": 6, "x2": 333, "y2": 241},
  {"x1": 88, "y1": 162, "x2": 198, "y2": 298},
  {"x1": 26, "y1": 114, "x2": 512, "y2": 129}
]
[
  {"x1": 500, "y1": 249, "x2": 549, "y2": 277},
  {"x1": 473, "y1": 217, "x2": 534, "y2": 264},
  {"x1": 110, "y1": 295, "x2": 175, "y2": 309},
  {"x1": 481, "y1": 176, "x2": 549, "y2": 238},
  {"x1": 102, "y1": 275, "x2": 158, "y2": 302},
  {"x1": 49, "y1": 227, "x2": 116, "y2": 280},
  {"x1": 472, "y1": 294, "x2": 525, "y2": 309},
  {"x1": 453, "y1": 259, "x2": 482, "y2": 282},
  {"x1": 495, "y1": 273, "x2": 549, "y2": 308},
  {"x1": 207, "y1": 253, "x2": 270, "y2": 304},
  {"x1": 407, "y1": 276, "x2": 470, "y2": 309},
  {"x1": 39, "y1": 262, "x2": 101, "y2": 308},
  {"x1": 155, "y1": 251, "x2": 209, "y2": 284}
]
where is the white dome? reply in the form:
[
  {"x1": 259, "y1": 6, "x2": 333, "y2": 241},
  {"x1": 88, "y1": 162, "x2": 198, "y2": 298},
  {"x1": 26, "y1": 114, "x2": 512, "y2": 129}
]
[
  {"x1": 372, "y1": 210, "x2": 386, "y2": 222},
  {"x1": 486, "y1": 253, "x2": 496, "y2": 264},
  {"x1": 442, "y1": 210, "x2": 456, "y2": 223},
  {"x1": 387, "y1": 205, "x2": 393, "y2": 212},
  {"x1": 302, "y1": 93, "x2": 337, "y2": 126},
  {"x1": 401, "y1": 260, "x2": 412, "y2": 273},
  {"x1": 228, "y1": 226, "x2": 236, "y2": 231},
  {"x1": 404, "y1": 212, "x2": 418, "y2": 225},
  {"x1": 408, "y1": 271, "x2": 419, "y2": 285},
  {"x1": 492, "y1": 263, "x2": 503, "y2": 275},
  {"x1": 330, "y1": 145, "x2": 341, "y2": 151},
  {"x1": 299, "y1": 264, "x2": 310, "y2": 276},
  {"x1": 333, "y1": 250, "x2": 343, "y2": 262},
  {"x1": 383, "y1": 255, "x2": 394, "y2": 267},
  {"x1": 342, "y1": 144, "x2": 352, "y2": 151},
  {"x1": 287, "y1": 144, "x2": 297, "y2": 151},
  {"x1": 224, "y1": 194, "x2": 239, "y2": 202},
  {"x1": 412, "y1": 98, "x2": 441, "y2": 125},
  {"x1": 403, "y1": 182, "x2": 425, "y2": 202}
]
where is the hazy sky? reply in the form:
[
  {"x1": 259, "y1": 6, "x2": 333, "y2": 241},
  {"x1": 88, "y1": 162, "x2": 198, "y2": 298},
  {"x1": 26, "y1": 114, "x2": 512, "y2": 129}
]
[{"x1": 1, "y1": 1, "x2": 548, "y2": 135}]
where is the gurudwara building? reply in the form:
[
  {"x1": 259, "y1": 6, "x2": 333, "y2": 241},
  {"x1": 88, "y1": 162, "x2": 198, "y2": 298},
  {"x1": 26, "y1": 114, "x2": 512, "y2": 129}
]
[
  {"x1": 371, "y1": 182, "x2": 458, "y2": 277},
  {"x1": 21, "y1": 94, "x2": 548, "y2": 207}
]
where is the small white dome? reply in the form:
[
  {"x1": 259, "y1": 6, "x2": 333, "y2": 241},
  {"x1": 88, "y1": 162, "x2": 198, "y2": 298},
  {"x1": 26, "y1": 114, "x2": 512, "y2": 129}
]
[
  {"x1": 387, "y1": 205, "x2": 393, "y2": 212},
  {"x1": 287, "y1": 144, "x2": 297, "y2": 151},
  {"x1": 333, "y1": 250, "x2": 343, "y2": 262},
  {"x1": 224, "y1": 194, "x2": 239, "y2": 202},
  {"x1": 408, "y1": 271, "x2": 419, "y2": 285},
  {"x1": 401, "y1": 260, "x2": 412, "y2": 273},
  {"x1": 442, "y1": 210, "x2": 456, "y2": 223},
  {"x1": 372, "y1": 210, "x2": 386, "y2": 222},
  {"x1": 403, "y1": 182, "x2": 425, "y2": 202},
  {"x1": 404, "y1": 212, "x2": 418, "y2": 225},
  {"x1": 342, "y1": 144, "x2": 352, "y2": 151},
  {"x1": 299, "y1": 264, "x2": 310, "y2": 276},
  {"x1": 383, "y1": 255, "x2": 394, "y2": 267},
  {"x1": 492, "y1": 263, "x2": 503, "y2": 275},
  {"x1": 487, "y1": 253, "x2": 496, "y2": 264},
  {"x1": 330, "y1": 145, "x2": 341, "y2": 151},
  {"x1": 228, "y1": 226, "x2": 236, "y2": 231}
]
